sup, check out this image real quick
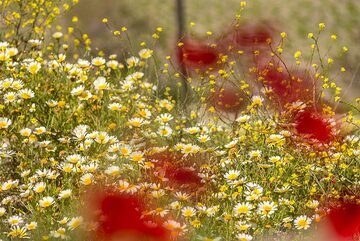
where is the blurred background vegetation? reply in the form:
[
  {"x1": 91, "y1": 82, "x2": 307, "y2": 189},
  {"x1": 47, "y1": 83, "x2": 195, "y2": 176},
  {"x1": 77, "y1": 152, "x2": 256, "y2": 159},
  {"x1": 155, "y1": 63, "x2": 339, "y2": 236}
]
[{"x1": 63, "y1": 0, "x2": 360, "y2": 96}]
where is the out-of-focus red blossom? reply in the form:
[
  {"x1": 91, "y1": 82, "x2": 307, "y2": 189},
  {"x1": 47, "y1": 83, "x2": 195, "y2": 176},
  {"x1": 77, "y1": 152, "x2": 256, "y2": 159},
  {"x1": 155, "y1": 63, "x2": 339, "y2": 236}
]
[
  {"x1": 147, "y1": 152, "x2": 202, "y2": 188},
  {"x1": 219, "y1": 22, "x2": 275, "y2": 51},
  {"x1": 326, "y1": 199, "x2": 360, "y2": 240},
  {"x1": 294, "y1": 109, "x2": 333, "y2": 143},
  {"x1": 165, "y1": 165, "x2": 202, "y2": 186},
  {"x1": 258, "y1": 63, "x2": 315, "y2": 105},
  {"x1": 177, "y1": 38, "x2": 219, "y2": 70},
  {"x1": 86, "y1": 189, "x2": 169, "y2": 241},
  {"x1": 210, "y1": 86, "x2": 246, "y2": 113}
]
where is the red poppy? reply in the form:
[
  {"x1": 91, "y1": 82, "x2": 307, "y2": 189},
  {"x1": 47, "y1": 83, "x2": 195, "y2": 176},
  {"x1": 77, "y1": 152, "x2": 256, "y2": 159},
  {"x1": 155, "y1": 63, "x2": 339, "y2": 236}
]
[
  {"x1": 234, "y1": 24, "x2": 274, "y2": 46},
  {"x1": 327, "y1": 200, "x2": 360, "y2": 240},
  {"x1": 294, "y1": 109, "x2": 333, "y2": 143},
  {"x1": 218, "y1": 22, "x2": 275, "y2": 52},
  {"x1": 259, "y1": 64, "x2": 314, "y2": 106},
  {"x1": 148, "y1": 152, "x2": 202, "y2": 188},
  {"x1": 165, "y1": 165, "x2": 202, "y2": 186},
  {"x1": 177, "y1": 38, "x2": 219, "y2": 70},
  {"x1": 87, "y1": 189, "x2": 169, "y2": 241},
  {"x1": 210, "y1": 85, "x2": 246, "y2": 113}
]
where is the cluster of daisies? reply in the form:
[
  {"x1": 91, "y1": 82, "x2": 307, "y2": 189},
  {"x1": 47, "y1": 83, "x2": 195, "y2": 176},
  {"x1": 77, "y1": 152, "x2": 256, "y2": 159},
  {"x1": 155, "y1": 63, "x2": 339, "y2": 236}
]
[{"x1": 0, "y1": 0, "x2": 359, "y2": 241}]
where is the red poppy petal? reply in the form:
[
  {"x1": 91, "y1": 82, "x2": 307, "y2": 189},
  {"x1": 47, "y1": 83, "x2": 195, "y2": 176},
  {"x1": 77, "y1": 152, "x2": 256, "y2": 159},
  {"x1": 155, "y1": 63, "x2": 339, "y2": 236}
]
[
  {"x1": 294, "y1": 110, "x2": 333, "y2": 143},
  {"x1": 178, "y1": 38, "x2": 219, "y2": 69},
  {"x1": 327, "y1": 201, "x2": 360, "y2": 238}
]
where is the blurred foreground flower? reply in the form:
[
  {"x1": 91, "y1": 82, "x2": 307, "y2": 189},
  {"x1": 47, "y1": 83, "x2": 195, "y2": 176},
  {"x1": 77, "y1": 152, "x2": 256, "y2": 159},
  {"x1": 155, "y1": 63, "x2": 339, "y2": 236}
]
[
  {"x1": 177, "y1": 38, "x2": 219, "y2": 70},
  {"x1": 85, "y1": 188, "x2": 170, "y2": 241},
  {"x1": 326, "y1": 199, "x2": 360, "y2": 240},
  {"x1": 293, "y1": 109, "x2": 334, "y2": 143}
]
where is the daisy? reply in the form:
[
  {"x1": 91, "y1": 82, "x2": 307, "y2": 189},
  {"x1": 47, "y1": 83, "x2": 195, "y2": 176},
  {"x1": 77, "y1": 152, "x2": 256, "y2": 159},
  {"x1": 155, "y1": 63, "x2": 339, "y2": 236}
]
[
  {"x1": 128, "y1": 117, "x2": 146, "y2": 128},
  {"x1": 251, "y1": 95, "x2": 264, "y2": 106},
  {"x1": 224, "y1": 139, "x2": 238, "y2": 149},
  {"x1": 93, "y1": 76, "x2": 109, "y2": 91},
  {"x1": 249, "y1": 150, "x2": 262, "y2": 159},
  {"x1": 175, "y1": 192, "x2": 191, "y2": 201},
  {"x1": 52, "y1": 32, "x2": 63, "y2": 39},
  {"x1": 0, "y1": 41, "x2": 9, "y2": 49},
  {"x1": 11, "y1": 80, "x2": 24, "y2": 90},
  {"x1": 80, "y1": 173, "x2": 93, "y2": 186},
  {"x1": 138, "y1": 109, "x2": 152, "y2": 119},
  {"x1": 26, "y1": 61, "x2": 41, "y2": 74},
  {"x1": 0, "y1": 117, "x2": 12, "y2": 129},
  {"x1": 235, "y1": 221, "x2": 251, "y2": 231},
  {"x1": 269, "y1": 156, "x2": 281, "y2": 163},
  {"x1": 33, "y1": 182, "x2": 46, "y2": 193},
  {"x1": 181, "y1": 143, "x2": 200, "y2": 155},
  {"x1": 106, "y1": 59, "x2": 119, "y2": 69},
  {"x1": 0, "y1": 51, "x2": 10, "y2": 61},
  {"x1": 28, "y1": 39, "x2": 42, "y2": 47},
  {"x1": 139, "y1": 48, "x2": 153, "y2": 59},
  {"x1": 198, "y1": 134, "x2": 210, "y2": 143},
  {"x1": 258, "y1": 201, "x2": 277, "y2": 217},
  {"x1": 8, "y1": 226, "x2": 28, "y2": 238},
  {"x1": 91, "y1": 57, "x2": 105, "y2": 66},
  {"x1": 0, "y1": 207, "x2": 6, "y2": 216},
  {"x1": 306, "y1": 200, "x2": 319, "y2": 209},
  {"x1": 236, "y1": 115, "x2": 250, "y2": 123},
  {"x1": 19, "y1": 128, "x2": 32, "y2": 137},
  {"x1": 6, "y1": 47, "x2": 18, "y2": 57},
  {"x1": 67, "y1": 216, "x2": 83, "y2": 230},
  {"x1": 126, "y1": 56, "x2": 140, "y2": 67},
  {"x1": 72, "y1": 125, "x2": 89, "y2": 141},
  {"x1": 94, "y1": 131, "x2": 110, "y2": 144},
  {"x1": 234, "y1": 202, "x2": 253, "y2": 216},
  {"x1": 70, "y1": 85, "x2": 85, "y2": 96},
  {"x1": 46, "y1": 100, "x2": 58, "y2": 107},
  {"x1": 121, "y1": 80, "x2": 134, "y2": 91},
  {"x1": 104, "y1": 165, "x2": 121, "y2": 176},
  {"x1": 77, "y1": 59, "x2": 90, "y2": 68},
  {"x1": 39, "y1": 196, "x2": 54, "y2": 208},
  {"x1": 130, "y1": 151, "x2": 144, "y2": 162},
  {"x1": 159, "y1": 99, "x2": 174, "y2": 111},
  {"x1": 224, "y1": 170, "x2": 241, "y2": 182},
  {"x1": 181, "y1": 206, "x2": 196, "y2": 218},
  {"x1": 0, "y1": 78, "x2": 13, "y2": 90},
  {"x1": 119, "y1": 145, "x2": 132, "y2": 157},
  {"x1": 108, "y1": 102, "x2": 122, "y2": 111},
  {"x1": 294, "y1": 215, "x2": 312, "y2": 230},
  {"x1": 268, "y1": 134, "x2": 285, "y2": 147},
  {"x1": 163, "y1": 220, "x2": 187, "y2": 234},
  {"x1": 236, "y1": 233, "x2": 253, "y2": 241},
  {"x1": 66, "y1": 154, "x2": 83, "y2": 164},
  {"x1": 18, "y1": 88, "x2": 35, "y2": 99},
  {"x1": 4, "y1": 92, "x2": 17, "y2": 103},
  {"x1": 156, "y1": 113, "x2": 173, "y2": 123},
  {"x1": 158, "y1": 125, "x2": 173, "y2": 137},
  {"x1": 85, "y1": 162, "x2": 98, "y2": 173},
  {"x1": 185, "y1": 126, "x2": 200, "y2": 135},
  {"x1": 50, "y1": 227, "x2": 67, "y2": 239},
  {"x1": 8, "y1": 215, "x2": 23, "y2": 226},
  {"x1": 125, "y1": 71, "x2": 144, "y2": 81},
  {"x1": 118, "y1": 180, "x2": 130, "y2": 192},
  {"x1": 25, "y1": 221, "x2": 38, "y2": 230},
  {"x1": 58, "y1": 189, "x2": 72, "y2": 199}
]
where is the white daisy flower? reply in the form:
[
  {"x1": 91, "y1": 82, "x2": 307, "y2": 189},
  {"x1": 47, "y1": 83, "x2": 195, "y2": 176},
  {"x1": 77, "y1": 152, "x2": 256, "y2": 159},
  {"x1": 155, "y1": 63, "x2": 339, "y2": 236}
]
[
  {"x1": 257, "y1": 201, "x2": 277, "y2": 217},
  {"x1": 39, "y1": 196, "x2": 55, "y2": 208},
  {"x1": 93, "y1": 76, "x2": 109, "y2": 91},
  {"x1": 294, "y1": 215, "x2": 312, "y2": 230}
]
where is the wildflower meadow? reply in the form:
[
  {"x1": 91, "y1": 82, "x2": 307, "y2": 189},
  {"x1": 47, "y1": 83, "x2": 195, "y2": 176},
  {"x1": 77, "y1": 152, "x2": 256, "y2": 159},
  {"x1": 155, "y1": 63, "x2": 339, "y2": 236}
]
[{"x1": 0, "y1": 0, "x2": 359, "y2": 240}]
